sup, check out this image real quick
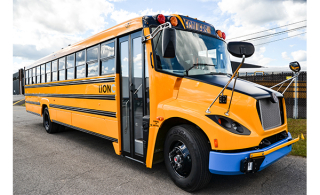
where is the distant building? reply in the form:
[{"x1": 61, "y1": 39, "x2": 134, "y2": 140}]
[{"x1": 13, "y1": 69, "x2": 24, "y2": 95}]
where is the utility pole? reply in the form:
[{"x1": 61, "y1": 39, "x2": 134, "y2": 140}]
[{"x1": 293, "y1": 72, "x2": 298, "y2": 119}]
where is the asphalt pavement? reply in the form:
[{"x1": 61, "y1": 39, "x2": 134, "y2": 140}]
[{"x1": 13, "y1": 106, "x2": 306, "y2": 194}]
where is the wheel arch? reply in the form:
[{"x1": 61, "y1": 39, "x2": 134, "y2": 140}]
[{"x1": 152, "y1": 117, "x2": 211, "y2": 164}]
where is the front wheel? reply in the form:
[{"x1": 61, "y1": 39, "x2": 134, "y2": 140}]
[{"x1": 164, "y1": 124, "x2": 212, "y2": 192}]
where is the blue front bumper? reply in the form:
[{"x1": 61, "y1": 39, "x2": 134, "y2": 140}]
[{"x1": 209, "y1": 132, "x2": 293, "y2": 175}]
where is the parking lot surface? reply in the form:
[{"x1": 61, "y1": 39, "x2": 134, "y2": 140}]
[{"x1": 13, "y1": 106, "x2": 306, "y2": 194}]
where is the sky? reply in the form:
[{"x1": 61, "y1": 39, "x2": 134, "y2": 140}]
[{"x1": 12, "y1": 0, "x2": 307, "y2": 73}]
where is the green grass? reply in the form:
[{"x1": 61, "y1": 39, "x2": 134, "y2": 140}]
[
  {"x1": 287, "y1": 118, "x2": 306, "y2": 157},
  {"x1": 20, "y1": 103, "x2": 25, "y2": 107}
]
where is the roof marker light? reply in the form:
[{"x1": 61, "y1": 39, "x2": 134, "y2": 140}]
[
  {"x1": 170, "y1": 16, "x2": 178, "y2": 26},
  {"x1": 157, "y1": 14, "x2": 166, "y2": 24},
  {"x1": 216, "y1": 30, "x2": 222, "y2": 38},
  {"x1": 222, "y1": 32, "x2": 226, "y2": 40}
]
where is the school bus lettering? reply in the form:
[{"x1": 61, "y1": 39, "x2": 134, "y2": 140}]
[
  {"x1": 99, "y1": 84, "x2": 113, "y2": 93},
  {"x1": 24, "y1": 14, "x2": 302, "y2": 192}
]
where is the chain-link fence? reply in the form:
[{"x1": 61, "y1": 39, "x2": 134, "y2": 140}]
[{"x1": 239, "y1": 72, "x2": 307, "y2": 119}]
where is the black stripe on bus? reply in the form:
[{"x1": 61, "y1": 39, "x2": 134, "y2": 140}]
[
  {"x1": 52, "y1": 120, "x2": 118, "y2": 143},
  {"x1": 25, "y1": 94, "x2": 116, "y2": 100},
  {"x1": 49, "y1": 104, "x2": 116, "y2": 118},
  {"x1": 27, "y1": 110, "x2": 41, "y2": 116},
  {"x1": 26, "y1": 101, "x2": 40, "y2": 105},
  {"x1": 25, "y1": 77, "x2": 115, "y2": 88}
]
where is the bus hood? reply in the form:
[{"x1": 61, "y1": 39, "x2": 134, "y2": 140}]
[{"x1": 187, "y1": 74, "x2": 283, "y2": 99}]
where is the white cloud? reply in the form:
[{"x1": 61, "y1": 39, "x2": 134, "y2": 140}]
[
  {"x1": 282, "y1": 52, "x2": 292, "y2": 61},
  {"x1": 291, "y1": 50, "x2": 307, "y2": 62},
  {"x1": 110, "y1": 8, "x2": 180, "y2": 24},
  {"x1": 14, "y1": 0, "x2": 114, "y2": 35},
  {"x1": 13, "y1": 0, "x2": 115, "y2": 71}
]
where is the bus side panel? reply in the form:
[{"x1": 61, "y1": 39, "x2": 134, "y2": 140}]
[
  {"x1": 49, "y1": 107, "x2": 57, "y2": 121},
  {"x1": 56, "y1": 109, "x2": 72, "y2": 125},
  {"x1": 72, "y1": 113, "x2": 118, "y2": 140},
  {"x1": 26, "y1": 104, "x2": 41, "y2": 115}
]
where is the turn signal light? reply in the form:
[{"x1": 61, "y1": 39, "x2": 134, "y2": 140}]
[
  {"x1": 214, "y1": 139, "x2": 218, "y2": 148},
  {"x1": 157, "y1": 14, "x2": 166, "y2": 24},
  {"x1": 170, "y1": 16, "x2": 178, "y2": 26},
  {"x1": 156, "y1": 116, "x2": 164, "y2": 121},
  {"x1": 216, "y1": 30, "x2": 222, "y2": 38}
]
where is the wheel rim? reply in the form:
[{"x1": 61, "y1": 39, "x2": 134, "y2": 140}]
[
  {"x1": 168, "y1": 140, "x2": 192, "y2": 178},
  {"x1": 44, "y1": 111, "x2": 50, "y2": 130}
]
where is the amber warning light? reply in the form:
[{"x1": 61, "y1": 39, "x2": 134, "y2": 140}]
[{"x1": 216, "y1": 30, "x2": 226, "y2": 40}]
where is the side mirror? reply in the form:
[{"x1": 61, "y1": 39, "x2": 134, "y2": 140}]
[
  {"x1": 227, "y1": 41, "x2": 255, "y2": 58},
  {"x1": 289, "y1": 61, "x2": 301, "y2": 72},
  {"x1": 162, "y1": 28, "x2": 176, "y2": 58}
]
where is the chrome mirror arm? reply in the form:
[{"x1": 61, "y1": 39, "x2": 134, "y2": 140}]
[
  {"x1": 142, "y1": 22, "x2": 172, "y2": 43},
  {"x1": 206, "y1": 55, "x2": 245, "y2": 114},
  {"x1": 270, "y1": 72, "x2": 300, "y2": 94}
]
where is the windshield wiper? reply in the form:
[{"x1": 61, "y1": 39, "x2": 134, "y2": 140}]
[{"x1": 184, "y1": 63, "x2": 216, "y2": 76}]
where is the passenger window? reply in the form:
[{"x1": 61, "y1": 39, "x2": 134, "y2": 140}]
[
  {"x1": 58, "y1": 57, "x2": 65, "y2": 81},
  {"x1": 87, "y1": 46, "x2": 98, "y2": 62},
  {"x1": 100, "y1": 41, "x2": 115, "y2": 75},
  {"x1": 67, "y1": 54, "x2": 75, "y2": 80},
  {"x1": 46, "y1": 62, "x2": 51, "y2": 73},
  {"x1": 101, "y1": 42, "x2": 114, "y2": 58},
  {"x1": 76, "y1": 50, "x2": 85, "y2": 66}
]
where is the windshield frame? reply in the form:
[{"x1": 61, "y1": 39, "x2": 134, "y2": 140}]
[{"x1": 149, "y1": 27, "x2": 231, "y2": 78}]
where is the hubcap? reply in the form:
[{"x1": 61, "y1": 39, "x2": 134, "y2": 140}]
[
  {"x1": 169, "y1": 141, "x2": 192, "y2": 177},
  {"x1": 44, "y1": 111, "x2": 50, "y2": 130}
]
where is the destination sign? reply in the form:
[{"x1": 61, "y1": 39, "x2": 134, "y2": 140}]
[{"x1": 183, "y1": 18, "x2": 212, "y2": 34}]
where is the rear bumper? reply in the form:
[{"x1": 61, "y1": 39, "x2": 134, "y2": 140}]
[{"x1": 209, "y1": 132, "x2": 293, "y2": 175}]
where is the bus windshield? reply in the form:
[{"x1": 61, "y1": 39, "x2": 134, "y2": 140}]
[{"x1": 152, "y1": 29, "x2": 232, "y2": 76}]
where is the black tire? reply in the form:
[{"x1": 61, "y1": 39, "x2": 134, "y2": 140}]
[
  {"x1": 164, "y1": 124, "x2": 212, "y2": 192},
  {"x1": 43, "y1": 107, "x2": 59, "y2": 134}
]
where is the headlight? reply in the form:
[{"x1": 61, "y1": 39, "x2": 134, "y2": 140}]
[{"x1": 206, "y1": 115, "x2": 251, "y2": 135}]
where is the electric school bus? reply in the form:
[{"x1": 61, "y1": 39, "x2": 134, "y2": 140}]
[{"x1": 24, "y1": 14, "x2": 303, "y2": 192}]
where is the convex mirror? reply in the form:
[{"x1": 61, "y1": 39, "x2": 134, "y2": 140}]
[
  {"x1": 227, "y1": 41, "x2": 255, "y2": 58},
  {"x1": 289, "y1": 61, "x2": 301, "y2": 72},
  {"x1": 162, "y1": 28, "x2": 176, "y2": 58}
]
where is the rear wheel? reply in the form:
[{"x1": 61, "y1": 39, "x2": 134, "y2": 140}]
[
  {"x1": 164, "y1": 124, "x2": 212, "y2": 192},
  {"x1": 43, "y1": 107, "x2": 59, "y2": 134}
]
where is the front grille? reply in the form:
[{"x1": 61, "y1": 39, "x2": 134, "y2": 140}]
[{"x1": 258, "y1": 98, "x2": 282, "y2": 130}]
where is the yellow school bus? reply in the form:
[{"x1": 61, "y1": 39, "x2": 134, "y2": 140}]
[{"x1": 24, "y1": 14, "x2": 301, "y2": 192}]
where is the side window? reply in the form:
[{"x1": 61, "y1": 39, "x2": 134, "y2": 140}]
[
  {"x1": 101, "y1": 41, "x2": 115, "y2": 75},
  {"x1": 58, "y1": 57, "x2": 65, "y2": 81},
  {"x1": 41, "y1": 64, "x2": 45, "y2": 83},
  {"x1": 66, "y1": 54, "x2": 75, "y2": 80},
  {"x1": 76, "y1": 50, "x2": 85, "y2": 78},
  {"x1": 25, "y1": 69, "x2": 29, "y2": 85},
  {"x1": 36, "y1": 66, "x2": 40, "y2": 84},
  {"x1": 33, "y1": 68, "x2": 36, "y2": 84},
  {"x1": 46, "y1": 62, "x2": 51, "y2": 82},
  {"x1": 52, "y1": 60, "x2": 58, "y2": 81},
  {"x1": 87, "y1": 45, "x2": 99, "y2": 77}
]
